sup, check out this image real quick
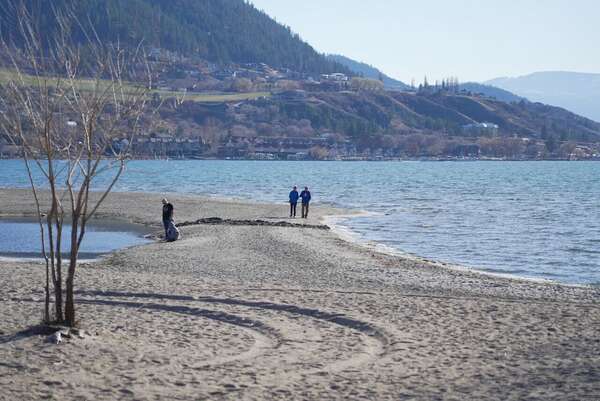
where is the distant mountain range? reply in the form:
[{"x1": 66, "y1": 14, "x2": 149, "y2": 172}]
[
  {"x1": 326, "y1": 54, "x2": 410, "y2": 90},
  {"x1": 487, "y1": 72, "x2": 600, "y2": 122},
  {"x1": 328, "y1": 54, "x2": 528, "y2": 104},
  {"x1": 459, "y1": 83, "x2": 525, "y2": 103}
]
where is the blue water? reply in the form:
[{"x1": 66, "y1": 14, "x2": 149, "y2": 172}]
[
  {"x1": 0, "y1": 218, "x2": 151, "y2": 259},
  {"x1": 1, "y1": 160, "x2": 599, "y2": 284}
]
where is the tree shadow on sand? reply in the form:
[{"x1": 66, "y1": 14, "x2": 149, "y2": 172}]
[
  {"x1": 75, "y1": 290, "x2": 388, "y2": 341},
  {"x1": 0, "y1": 324, "x2": 60, "y2": 345}
]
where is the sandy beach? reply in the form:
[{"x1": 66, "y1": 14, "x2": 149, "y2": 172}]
[{"x1": 1, "y1": 188, "x2": 599, "y2": 401}]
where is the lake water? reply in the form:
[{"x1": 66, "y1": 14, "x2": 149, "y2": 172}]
[
  {"x1": 0, "y1": 218, "x2": 151, "y2": 259},
  {"x1": 1, "y1": 160, "x2": 599, "y2": 284}
]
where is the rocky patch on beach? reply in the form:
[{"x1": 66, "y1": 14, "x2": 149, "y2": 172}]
[{"x1": 176, "y1": 217, "x2": 330, "y2": 230}]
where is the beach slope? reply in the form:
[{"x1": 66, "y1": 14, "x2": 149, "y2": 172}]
[{"x1": 1, "y1": 189, "x2": 599, "y2": 400}]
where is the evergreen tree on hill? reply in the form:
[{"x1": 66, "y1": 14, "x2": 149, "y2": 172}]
[{"x1": 0, "y1": 0, "x2": 351, "y2": 75}]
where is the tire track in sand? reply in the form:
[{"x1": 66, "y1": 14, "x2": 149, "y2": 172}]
[
  {"x1": 77, "y1": 298, "x2": 281, "y2": 369},
  {"x1": 76, "y1": 290, "x2": 393, "y2": 376}
]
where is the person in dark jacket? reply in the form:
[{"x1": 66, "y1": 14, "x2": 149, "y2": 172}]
[
  {"x1": 289, "y1": 186, "x2": 299, "y2": 218},
  {"x1": 162, "y1": 198, "x2": 174, "y2": 238},
  {"x1": 300, "y1": 187, "x2": 311, "y2": 218}
]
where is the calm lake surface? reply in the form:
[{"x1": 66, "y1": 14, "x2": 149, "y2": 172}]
[
  {"x1": 0, "y1": 218, "x2": 151, "y2": 259},
  {"x1": 1, "y1": 160, "x2": 599, "y2": 284}
]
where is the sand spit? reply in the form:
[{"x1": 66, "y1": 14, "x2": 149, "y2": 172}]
[
  {"x1": 1, "y1": 189, "x2": 599, "y2": 401},
  {"x1": 177, "y1": 217, "x2": 330, "y2": 230}
]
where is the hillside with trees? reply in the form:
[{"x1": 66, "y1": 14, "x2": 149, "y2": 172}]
[
  {"x1": 127, "y1": 85, "x2": 600, "y2": 161},
  {"x1": 1, "y1": 0, "x2": 599, "y2": 161},
  {"x1": 0, "y1": 0, "x2": 350, "y2": 75},
  {"x1": 326, "y1": 54, "x2": 409, "y2": 90}
]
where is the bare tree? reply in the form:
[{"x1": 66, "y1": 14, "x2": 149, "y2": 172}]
[{"x1": 0, "y1": 2, "x2": 154, "y2": 326}]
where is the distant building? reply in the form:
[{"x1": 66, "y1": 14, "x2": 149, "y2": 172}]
[
  {"x1": 287, "y1": 152, "x2": 309, "y2": 160},
  {"x1": 321, "y1": 73, "x2": 349, "y2": 82},
  {"x1": 462, "y1": 122, "x2": 499, "y2": 136},
  {"x1": 249, "y1": 152, "x2": 276, "y2": 160},
  {"x1": 0, "y1": 138, "x2": 20, "y2": 158}
]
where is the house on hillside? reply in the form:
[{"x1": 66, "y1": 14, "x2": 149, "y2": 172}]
[
  {"x1": 0, "y1": 137, "x2": 20, "y2": 158},
  {"x1": 321, "y1": 73, "x2": 349, "y2": 82},
  {"x1": 462, "y1": 122, "x2": 499, "y2": 136},
  {"x1": 134, "y1": 135, "x2": 208, "y2": 158},
  {"x1": 250, "y1": 136, "x2": 330, "y2": 159},
  {"x1": 212, "y1": 68, "x2": 236, "y2": 80},
  {"x1": 287, "y1": 152, "x2": 309, "y2": 160},
  {"x1": 568, "y1": 145, "x2": 595, "y2": 160}
]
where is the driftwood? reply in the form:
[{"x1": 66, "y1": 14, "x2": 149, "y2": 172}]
[{"x1": 45, "y1": 326, "x2": 87, "y2": 344}]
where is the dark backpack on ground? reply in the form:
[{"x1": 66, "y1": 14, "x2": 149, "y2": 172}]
[{"x1": 166, "y1": 219, "x2": 181, "y2": 242}]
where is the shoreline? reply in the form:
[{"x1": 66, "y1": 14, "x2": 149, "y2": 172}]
[
  {"x1": 324, "y1": 214, "x2": 591, "y2": 289},
  {"x1": 0, "y1": 188, "x2": 595, "y2": 295},
  {"x1": 1, "y1": 188, "x2": 597, "y2": 301},
  {"x1": 2, "y1": 188, "x2": 599, "y2": 400},
  {"x1": 3, "y1": 157, "x2": 600, "y2": 162},
  {"x1": 0, "y1": 187, "x2": 597, "y2": 289},
  {"x1": 312, "y1": 204, "x2": 599, "y2": 290}
]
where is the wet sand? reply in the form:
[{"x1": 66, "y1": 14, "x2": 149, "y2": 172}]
[{"x1": 1, "y1": 189, "x2": 599, "y2": 400}]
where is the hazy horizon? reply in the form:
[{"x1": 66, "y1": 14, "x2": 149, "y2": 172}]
[{"x1": 250, "y1": 0, "x2": 600, "y2": 84}]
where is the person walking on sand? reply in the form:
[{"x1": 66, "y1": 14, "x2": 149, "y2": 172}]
[
  {"x1": 289, "y1": 186, "x2": 299, "y2": 218},
  {"x1": 300, "y1": 186, "x2": 311, "y2": 219},
  {"x1": 162, "y1": 198, "x2": 174, "y2": 238}
]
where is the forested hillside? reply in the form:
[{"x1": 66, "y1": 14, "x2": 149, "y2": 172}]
[
  {"x1": 1, "y1": 0, "x2": 599, "y2": 160},
  {"x1": 326, "y1": 54, "x2": 409, "y2": 90},
  {"x1": 0, "y1": 0, "x2": 350, "y2": 75}
]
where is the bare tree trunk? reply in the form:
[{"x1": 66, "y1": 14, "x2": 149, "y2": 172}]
[
  {"x1": 47, "y1": 161, "x2": 65, "y2": 322},
  {"x1": 64, "y1": 218, "x2": 78, "y2": 326},
  {"x1": 23, "y1": 156, "x2": 51, "y2": 322},
  {"x1": 0, "y1": 1, "x2": 153, "y2": 327},
  {"x1": 46, "y1": 208, "x2": 63, "y2": 322}
]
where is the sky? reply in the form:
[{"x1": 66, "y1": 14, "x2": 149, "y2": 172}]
[{"x1": 250, "y1": 0, "x2": 600, "y2": 84}]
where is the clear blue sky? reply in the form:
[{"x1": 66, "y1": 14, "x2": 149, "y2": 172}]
[{"x1": 250, "y1": 0, "x2": 600, "y2": 84}]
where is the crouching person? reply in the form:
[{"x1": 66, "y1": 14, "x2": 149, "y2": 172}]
[{"x1": 162, "y1": 198, "x2": 181, "y2": 242}]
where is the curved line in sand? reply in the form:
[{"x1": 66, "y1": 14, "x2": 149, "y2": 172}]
[
  {"x1": 2, "y1": 297, "x2": 282, "y2": 369},
  {"x1": 10, "y1": 291, "x2": 394, "y2": 375},
  {"x1": 76, "y1": 290, "x2": 393, "y2": 375},
  {"x1": 80, "y1": 299, "x2": 281, "y2": 368}
]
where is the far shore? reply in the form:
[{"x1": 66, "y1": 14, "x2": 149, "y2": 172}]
[
  {"x1": 2, "y1": 156, "x2": 600, "y2": 162},
  {"x1": 1, "y1": 188, "x2": 599, "y2": 400}
]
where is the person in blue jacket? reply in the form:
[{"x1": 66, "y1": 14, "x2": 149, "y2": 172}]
[
  {"x1": 300, "y1": 186, "x2": 311, "y2": 218},
  {"x1": 289, "y1": 186, "x2": 299, "y2": 218}
]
